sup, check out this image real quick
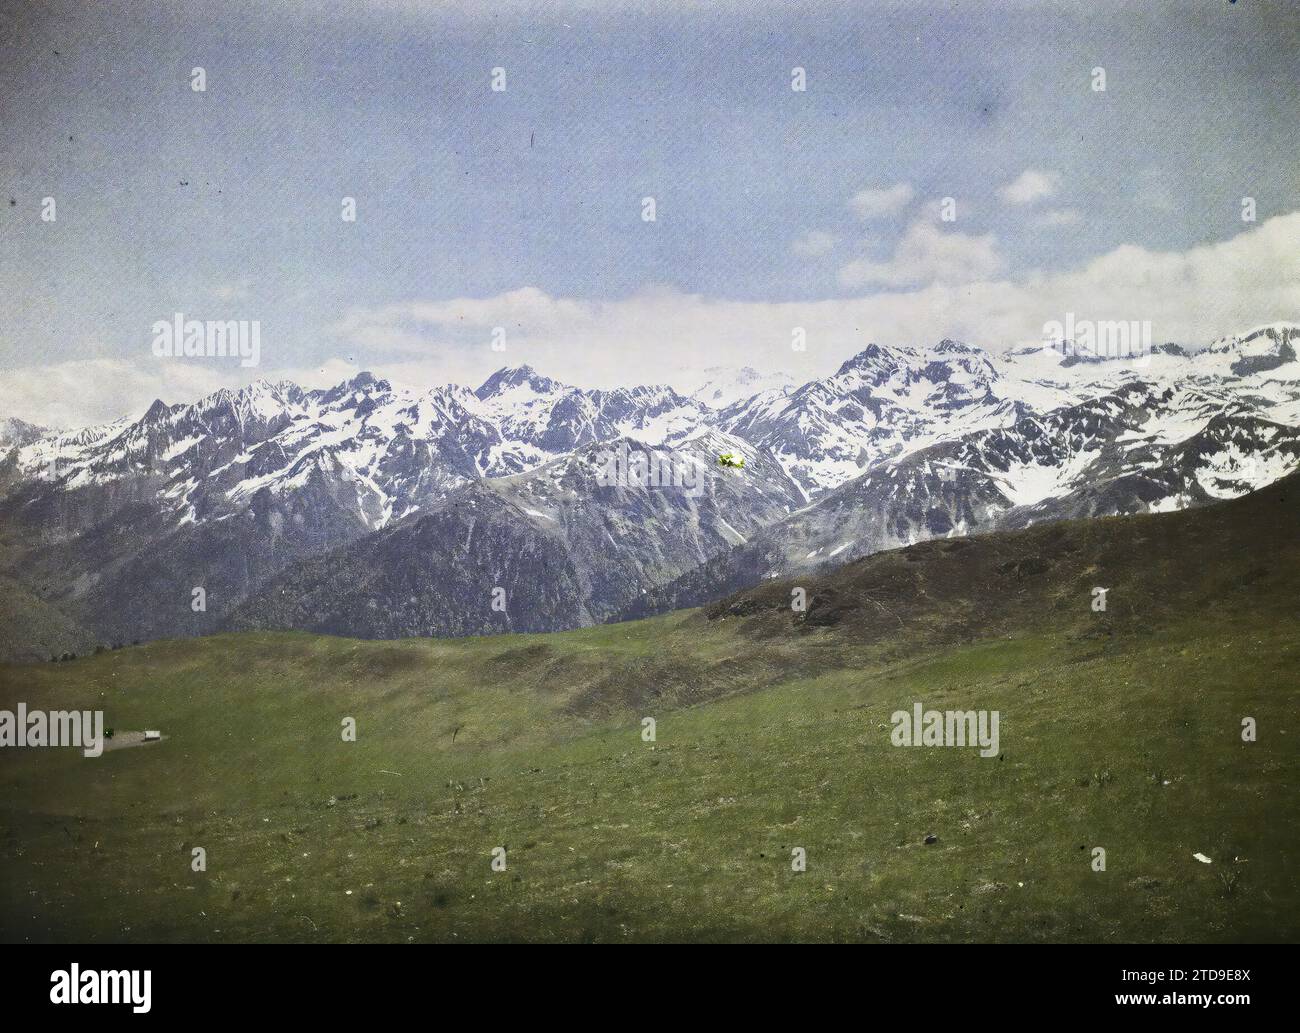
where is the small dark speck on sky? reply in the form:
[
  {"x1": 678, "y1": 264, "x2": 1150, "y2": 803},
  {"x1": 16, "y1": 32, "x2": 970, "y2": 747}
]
[{"x1": 7, "y1": 198, "x2": 15, "y2": 207}]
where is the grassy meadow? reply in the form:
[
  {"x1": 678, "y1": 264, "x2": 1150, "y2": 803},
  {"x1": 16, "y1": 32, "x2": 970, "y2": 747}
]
[{"x1": 1, "y1": 607, "x2": 1294, "y2": 942}]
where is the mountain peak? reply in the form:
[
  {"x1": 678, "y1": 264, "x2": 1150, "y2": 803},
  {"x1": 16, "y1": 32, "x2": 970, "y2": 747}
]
[
  {"x1": 475, "y1": 364, "x2": 565, "y2": 400},
  {"x1": 934, "y1": 338, "x2": 975, "y2": 354},
  {"x1": 835, "y1": 342, "x2": 905, "y2": 378},
  {"x1": 0, "y1": 416, "x2": 51, "y2": 448},
  {"x1": 344, "y1": 371, "x2": 384, "y2": 390},
  {"x1": 142, "y1": 398, "x2": 173, "y2": 422},
  {"x1": 318, "y1": 371, "x2": 392, "y2": 405}
]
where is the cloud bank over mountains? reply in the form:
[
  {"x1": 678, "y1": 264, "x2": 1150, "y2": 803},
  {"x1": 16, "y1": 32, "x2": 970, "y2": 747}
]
[{"x1": 3, "y1": 212, "x2": 1296, "y2": 429}]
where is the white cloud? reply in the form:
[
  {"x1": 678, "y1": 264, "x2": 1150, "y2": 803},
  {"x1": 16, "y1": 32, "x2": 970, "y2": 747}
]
[
  {"x1": 328, "y1": 212, "x2": 1300, "y2": 389},
  {"x1": 791, "y1": 230, "x2": 838, "y2": 257},
  {"x1": 7, "y1": 214, "x2": 1298, "y2": 428},
  {"x1": 837, "y1": 219, "x2": 1005, "y2": 288},
  {"x1": 0, "y1": 357, "x2": 234, "y2": 430},
  {"x1": 848, "y1": 183, "x2": 914, "y2": 220},
  {"x1": 999, "y1": 169, "x2": 1061, "y2": 206},
  {"x1": 0, "y1": 353, "x2": 370, "y2": 431}
]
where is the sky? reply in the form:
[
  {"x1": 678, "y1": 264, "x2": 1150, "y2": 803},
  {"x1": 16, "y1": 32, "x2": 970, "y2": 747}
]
[{"x1": 1, "y1": 0, "x2": 1298, "y2": 427}]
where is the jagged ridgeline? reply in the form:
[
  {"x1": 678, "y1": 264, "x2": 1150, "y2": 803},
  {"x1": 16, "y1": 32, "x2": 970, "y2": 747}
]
[{"x1": 0, "y1": 325, "x2": 1296, "y2": 655}]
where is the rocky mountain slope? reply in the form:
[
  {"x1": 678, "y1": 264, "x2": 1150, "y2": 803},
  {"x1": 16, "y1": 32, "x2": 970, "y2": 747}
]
[
  {"x1": 1, "y1": 323, "x2": 1296, "y2": 653},
  {"x1": 623, "y1": 371, "x2": 1300, "y2": 618},
  {"x1": 225, "y1": 431, "x2": 804, "y2": 638}
]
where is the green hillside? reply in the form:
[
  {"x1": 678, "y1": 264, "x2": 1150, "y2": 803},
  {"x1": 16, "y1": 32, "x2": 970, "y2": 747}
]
[
  {"x1": 0, "y1": 574, "x2": 96, "y2": 664},
  {"x1": 2, "y1": 476, "x2": 1297, "y2": 943}
]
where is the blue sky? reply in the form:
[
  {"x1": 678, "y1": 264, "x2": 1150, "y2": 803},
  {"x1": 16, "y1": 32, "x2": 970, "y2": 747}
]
[{"x1": 1, "y1": 0, "x2": 1297, "y2": 425}]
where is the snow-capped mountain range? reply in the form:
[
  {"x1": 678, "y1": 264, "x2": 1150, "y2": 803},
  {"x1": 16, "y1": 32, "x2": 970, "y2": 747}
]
[{"x1": 1, "y1": 322, "x2": 1296, "y2": 658}]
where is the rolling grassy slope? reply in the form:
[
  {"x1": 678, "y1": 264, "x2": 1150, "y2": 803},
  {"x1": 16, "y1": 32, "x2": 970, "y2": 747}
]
[{"x1": 1, "y1": 476, "x2": 1297, "y2": 943}]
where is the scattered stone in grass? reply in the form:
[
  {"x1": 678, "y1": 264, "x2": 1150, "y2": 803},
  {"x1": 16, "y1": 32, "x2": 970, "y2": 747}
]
[{"x1": 924, "y1": 834, "x2": 938, "y2": 845}]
